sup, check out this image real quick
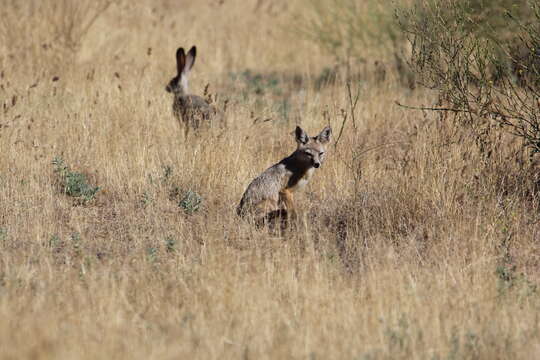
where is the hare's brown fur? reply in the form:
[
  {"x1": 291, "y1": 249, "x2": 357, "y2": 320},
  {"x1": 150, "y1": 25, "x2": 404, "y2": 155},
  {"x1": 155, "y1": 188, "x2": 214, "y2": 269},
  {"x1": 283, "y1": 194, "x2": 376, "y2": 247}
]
[{"x1": 166, "y1": 46, "x2": 220, "y2": 136}]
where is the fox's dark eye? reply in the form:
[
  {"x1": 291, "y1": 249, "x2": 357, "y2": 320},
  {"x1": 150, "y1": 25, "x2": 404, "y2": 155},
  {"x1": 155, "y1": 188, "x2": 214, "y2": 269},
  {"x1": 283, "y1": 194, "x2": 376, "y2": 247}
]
[{"x1": 320, "y1": 151, "x2": 325, "y2": 156}]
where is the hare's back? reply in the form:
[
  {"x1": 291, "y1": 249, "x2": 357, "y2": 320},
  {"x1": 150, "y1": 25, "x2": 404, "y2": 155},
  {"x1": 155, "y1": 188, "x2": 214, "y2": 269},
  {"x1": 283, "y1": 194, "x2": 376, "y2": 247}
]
[
  {"x1": 174, "y1": 95, "x2": 215, "y2": 119},
  {"x1": 178, "y1": 95, "x2": 210, "y2": 110}
]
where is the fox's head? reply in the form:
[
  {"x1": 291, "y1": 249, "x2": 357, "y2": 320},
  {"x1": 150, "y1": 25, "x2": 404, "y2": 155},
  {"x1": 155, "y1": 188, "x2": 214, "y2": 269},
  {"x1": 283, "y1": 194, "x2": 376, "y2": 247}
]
[{"x1": 294, "y1": 125, "x2": 332, "y2": 169}]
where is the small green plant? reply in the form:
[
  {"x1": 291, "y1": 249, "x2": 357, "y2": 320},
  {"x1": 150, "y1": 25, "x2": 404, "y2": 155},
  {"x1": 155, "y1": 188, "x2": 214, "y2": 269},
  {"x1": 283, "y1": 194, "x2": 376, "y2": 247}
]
[
  {"x1": 140, "y1": 191, "x2": 153, "y2": 208},
  {"x1": 71, "y1": 232, "x2": 82, "y2": 256},
  {"x1": 48, "y1": 234, "x2": 61, "y2": 248},
  {"x1": 170, "y1": 186, "x2": 203, "y2": 215},
  {"x1": 52, "y1": 157, "x2": 100, "y2": 203},
  {"x1": 165, "y1": 236, "x2": 177, "y2": 253},
  {"x1": 147, "y1": 246, "x2": 158, "y2": 263},
  {"x1": 179, "y1": 190, "x2": 202, "y2": 215}
]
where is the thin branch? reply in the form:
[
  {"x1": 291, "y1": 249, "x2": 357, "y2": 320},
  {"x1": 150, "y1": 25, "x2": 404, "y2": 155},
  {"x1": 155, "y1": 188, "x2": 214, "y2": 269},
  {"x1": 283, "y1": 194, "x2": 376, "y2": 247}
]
[
  {"x1": 353, "y1": 141, "x2": 410, "y2": 159},
  {"x1": 334, "y1": 110, "x2": 348, "y2": 149},
  {"x1": 346, "y1": 81, "x2": 360, "y2": 131},
  {"x1": 394, "y1": 101, "x2": 470, "y2": 113}
]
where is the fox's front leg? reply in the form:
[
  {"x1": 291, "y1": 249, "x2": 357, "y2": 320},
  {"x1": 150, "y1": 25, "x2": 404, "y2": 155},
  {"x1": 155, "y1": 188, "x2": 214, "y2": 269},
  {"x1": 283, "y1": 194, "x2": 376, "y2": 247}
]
[
  {"x1": 183, "y1": 119, "x2": 190, "y2": 138},
  {"x1": 279, "y1": 189, "x2": 296, "y2": 220}
]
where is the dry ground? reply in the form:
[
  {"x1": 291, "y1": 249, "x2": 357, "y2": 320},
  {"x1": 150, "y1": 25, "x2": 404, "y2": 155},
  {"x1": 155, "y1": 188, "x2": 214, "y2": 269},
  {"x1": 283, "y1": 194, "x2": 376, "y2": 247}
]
[{"x1": 1, "y1": 0, "x2": 539, "y2": 359}]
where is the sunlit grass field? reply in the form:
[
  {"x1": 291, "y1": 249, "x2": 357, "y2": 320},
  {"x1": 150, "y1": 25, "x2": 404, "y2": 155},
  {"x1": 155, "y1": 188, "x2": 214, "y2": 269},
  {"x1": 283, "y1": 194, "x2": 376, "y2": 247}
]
[{"x1": 0, "y1": 1, "x2": 539, "y2": 359}]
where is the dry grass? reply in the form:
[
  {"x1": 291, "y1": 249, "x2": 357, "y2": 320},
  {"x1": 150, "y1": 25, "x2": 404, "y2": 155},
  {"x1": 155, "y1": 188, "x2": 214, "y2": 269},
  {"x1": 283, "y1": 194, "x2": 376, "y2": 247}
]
[{"x1": 1, "y1": 0, "x2": 539, "y2": 359}]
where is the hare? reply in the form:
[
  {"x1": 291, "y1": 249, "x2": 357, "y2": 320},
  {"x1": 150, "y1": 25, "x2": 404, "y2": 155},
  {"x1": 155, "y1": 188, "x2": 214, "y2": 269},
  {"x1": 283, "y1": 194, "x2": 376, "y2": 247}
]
[{"x1": 165, "y1": 46, "x2": 219, "y2": 136}]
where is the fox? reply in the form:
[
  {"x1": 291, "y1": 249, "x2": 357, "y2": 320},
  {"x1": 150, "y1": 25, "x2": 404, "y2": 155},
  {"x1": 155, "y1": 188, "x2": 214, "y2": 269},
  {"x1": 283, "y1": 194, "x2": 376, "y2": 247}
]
[{"x1": 237, "y1": 125, "x2": 332, "y2": 222}]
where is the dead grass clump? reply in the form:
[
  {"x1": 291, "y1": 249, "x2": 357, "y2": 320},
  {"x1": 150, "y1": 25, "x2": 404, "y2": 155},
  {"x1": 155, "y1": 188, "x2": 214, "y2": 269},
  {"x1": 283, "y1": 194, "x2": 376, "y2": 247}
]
[{"x1": 0, "y1": 0, "x2": 115, "y2": 72}]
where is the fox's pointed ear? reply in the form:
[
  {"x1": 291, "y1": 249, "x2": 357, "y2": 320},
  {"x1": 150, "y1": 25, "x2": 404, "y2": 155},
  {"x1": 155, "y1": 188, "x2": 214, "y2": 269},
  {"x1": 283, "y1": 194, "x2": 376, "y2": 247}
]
[
  {"x1": 316, "y1": 126, "x2": 332, "y2": 144},
  {"x1": 184, "y1": 46, "x2": 197, "y2": 73},
  {"x1": 176, "y1": 47, "x2": 186, "y2": 75},
  {"x1": 295, "y1": 126, "x2": 309, "y2": 145}
]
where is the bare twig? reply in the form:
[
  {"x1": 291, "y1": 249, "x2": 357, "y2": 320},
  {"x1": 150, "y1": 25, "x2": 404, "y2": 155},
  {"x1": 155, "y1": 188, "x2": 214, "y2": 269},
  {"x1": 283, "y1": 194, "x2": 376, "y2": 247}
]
[
  {"x1": 353, "y1": 141, "x2": 409, "y2": 159},
  {"x1": 334, "y1": 109, "x2": 348, "y2": 149},
  {"x1": 346, "y1": 81, "x2": 360, "y2": 131},
  {"x1": 335, "y1": 82, "x2": 361, "y2": 149},
  {"x1": 395, "y1": 101, "x2": 470, "y2": 113}
]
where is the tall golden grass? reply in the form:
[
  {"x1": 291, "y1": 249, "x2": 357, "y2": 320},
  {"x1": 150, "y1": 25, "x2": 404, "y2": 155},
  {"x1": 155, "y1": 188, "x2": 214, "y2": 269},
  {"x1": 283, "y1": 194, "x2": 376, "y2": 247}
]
[{"x1": 1, "y1": 0, "x2": 539, "y2": 359}]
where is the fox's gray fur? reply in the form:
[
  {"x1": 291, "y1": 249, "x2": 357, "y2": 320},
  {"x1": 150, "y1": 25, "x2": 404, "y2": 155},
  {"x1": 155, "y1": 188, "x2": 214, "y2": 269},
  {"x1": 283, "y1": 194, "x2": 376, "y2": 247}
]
[
  {"x1": 237, "y1": 125, "x2": 332, "y2": 219},
  {"x1": 166, "y1": 46, "x2": 218, "y2": 135}
]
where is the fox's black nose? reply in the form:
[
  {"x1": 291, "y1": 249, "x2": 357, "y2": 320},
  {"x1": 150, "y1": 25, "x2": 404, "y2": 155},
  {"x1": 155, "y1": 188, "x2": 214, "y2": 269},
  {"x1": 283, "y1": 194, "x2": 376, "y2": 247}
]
[{"x1": 314, "y1": 163, "x2": 320, "y2": 168}]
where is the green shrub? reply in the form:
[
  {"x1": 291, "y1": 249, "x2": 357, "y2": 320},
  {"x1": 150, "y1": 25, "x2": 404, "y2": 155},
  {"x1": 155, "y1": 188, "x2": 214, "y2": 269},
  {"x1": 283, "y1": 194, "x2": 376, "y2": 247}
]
[
  {"x1": 169, "y1": 186, "x2": 202, "y2": 215},
  {"x1": 53, "y1": 157, "x2": 100, "y2": 203},
  {"x1": 397, "y1": 0, "x2": 540, "y2": 154},
  {"x1": 48, "y1": 234, "x2": 61, "y2": 248},
  {"x1": 179, "y1": 190, "x2": 202, "y2": 215},
  {"x1": 165, "y1": 236, "x2": 176, "y2": 253}
]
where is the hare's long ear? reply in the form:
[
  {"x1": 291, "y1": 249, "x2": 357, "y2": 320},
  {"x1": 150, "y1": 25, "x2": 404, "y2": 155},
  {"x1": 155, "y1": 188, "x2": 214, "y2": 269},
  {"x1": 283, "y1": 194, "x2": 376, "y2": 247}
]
[
  {"x1": 295, "y1": 126, "x2": 310, "y2": 145},
  {"x1": 176, "y1": 47, "x2": 186, "y2": 75},
  {"x1": 184, "y1": 46, "x2": 197, "y2": 74},
  {"x1": 316, "y1": 126, "x2": 332, "y2": 144}
]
